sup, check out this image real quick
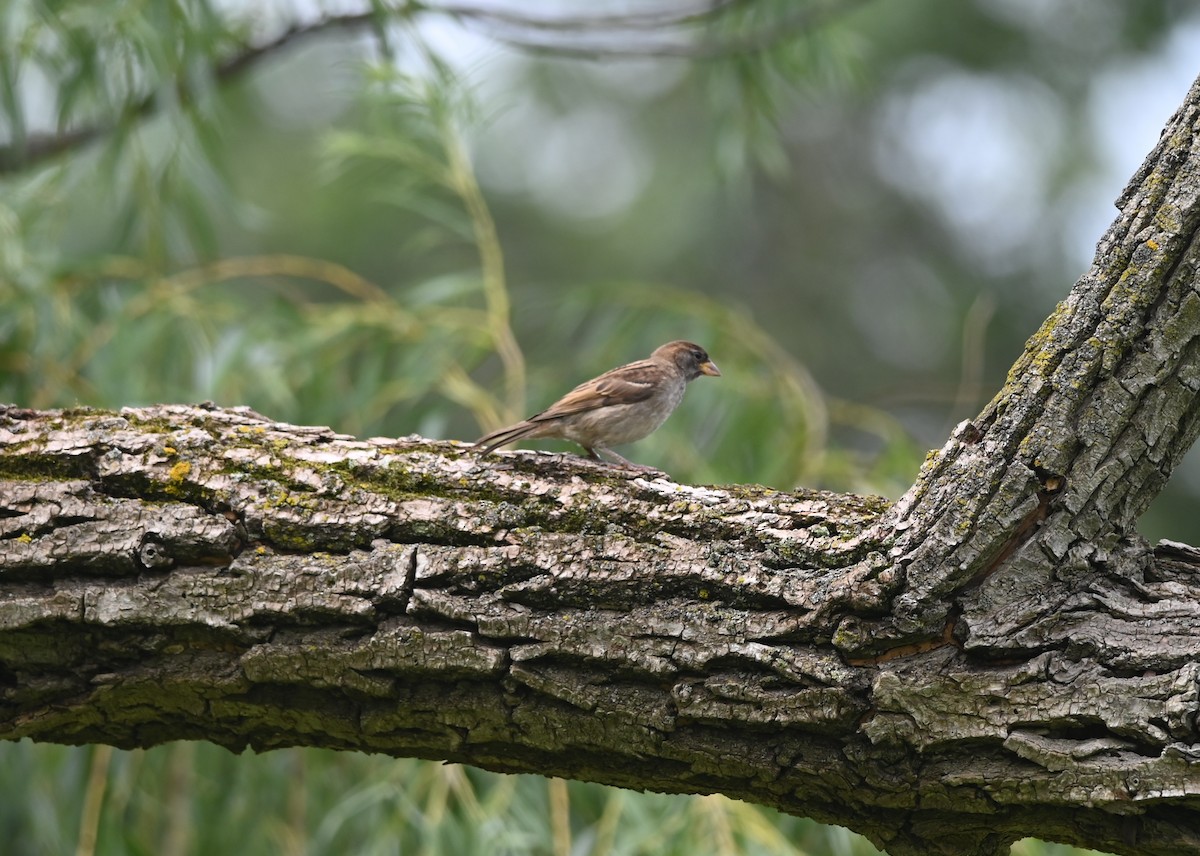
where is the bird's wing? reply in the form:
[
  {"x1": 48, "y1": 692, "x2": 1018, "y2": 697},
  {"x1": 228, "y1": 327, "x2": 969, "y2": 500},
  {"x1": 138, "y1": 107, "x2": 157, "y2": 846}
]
[{"x1": 528, "y1": 359, "x2": 663, "y2": 422}]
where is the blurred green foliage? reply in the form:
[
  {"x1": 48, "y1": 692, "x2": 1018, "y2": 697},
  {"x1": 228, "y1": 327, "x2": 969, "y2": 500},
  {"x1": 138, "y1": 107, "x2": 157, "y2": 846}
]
[
  {"x1": 3, "y1": 0, "x2": 1196, "y2": 853},
  {"x1": 3, "y1": 742, "x2": 897, "y2": 856}
]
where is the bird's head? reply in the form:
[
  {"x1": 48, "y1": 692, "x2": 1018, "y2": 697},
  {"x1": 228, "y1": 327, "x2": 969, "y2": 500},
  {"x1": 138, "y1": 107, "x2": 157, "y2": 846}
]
[{"x1": 655, "y1": 341, "x2": 721, "y2": 381}]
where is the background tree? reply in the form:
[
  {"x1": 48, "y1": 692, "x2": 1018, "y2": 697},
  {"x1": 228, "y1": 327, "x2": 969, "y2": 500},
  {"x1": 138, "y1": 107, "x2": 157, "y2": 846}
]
[{"x1": 3, "y1": 1, "x2": 1200, "y2": 854}]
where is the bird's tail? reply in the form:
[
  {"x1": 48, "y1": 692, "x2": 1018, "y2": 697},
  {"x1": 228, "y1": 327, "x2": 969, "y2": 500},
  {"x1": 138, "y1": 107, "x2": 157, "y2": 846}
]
[{"x1": 474, "y1": 421, "x2": 540, "y2": 456}]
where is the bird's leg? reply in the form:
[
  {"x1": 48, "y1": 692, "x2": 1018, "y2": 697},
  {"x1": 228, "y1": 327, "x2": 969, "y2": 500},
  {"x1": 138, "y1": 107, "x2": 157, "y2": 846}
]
[{"x1": 592, "y1": 445, "x2": 665, "y2": 475}]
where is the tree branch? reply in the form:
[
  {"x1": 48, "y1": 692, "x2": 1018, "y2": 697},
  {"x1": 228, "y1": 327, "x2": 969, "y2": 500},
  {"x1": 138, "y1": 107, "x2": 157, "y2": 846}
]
[
  {"x1": 425, "y1": 0, "x2": 747, "y2": 32},
  {"x1": 843, "y1": 70, "x2": 1200, "y2": 653},
  {"x1": 3, "y1": 401, "x2": 1200, "y2": 856},
  {"x1": 0, "y1": 11, "x2": 381, "y2": 174},
  {"x1": 446, "y1": 0, "x2": 873, "y2": 60},
  {"x1": 0, "y1": 0, "x2": 867, "y2": 174}
]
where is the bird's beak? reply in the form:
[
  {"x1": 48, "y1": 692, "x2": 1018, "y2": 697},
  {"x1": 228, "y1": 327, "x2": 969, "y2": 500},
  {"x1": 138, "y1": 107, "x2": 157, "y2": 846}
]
[{"x1": 699, "y1": 360, "x2": 721, "y2": 377}]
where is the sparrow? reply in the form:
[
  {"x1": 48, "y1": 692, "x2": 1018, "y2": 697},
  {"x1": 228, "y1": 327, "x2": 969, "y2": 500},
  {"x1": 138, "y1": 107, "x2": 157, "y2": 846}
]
[{"x1": 474, "y1": 340, "x2": 720, "y2": 471}]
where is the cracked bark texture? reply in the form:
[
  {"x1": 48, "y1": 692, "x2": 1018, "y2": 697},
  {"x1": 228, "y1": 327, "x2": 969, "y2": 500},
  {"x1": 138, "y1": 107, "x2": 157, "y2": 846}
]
[{"x1": 4, "y1": 72, "x2": 1200, "y2": 856}]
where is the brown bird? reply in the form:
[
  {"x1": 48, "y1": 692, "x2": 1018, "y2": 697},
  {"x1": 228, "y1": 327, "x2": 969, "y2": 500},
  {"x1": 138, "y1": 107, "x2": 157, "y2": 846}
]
[{"x1": 474, "y1": 340, "x2": 720, "y2": 471}]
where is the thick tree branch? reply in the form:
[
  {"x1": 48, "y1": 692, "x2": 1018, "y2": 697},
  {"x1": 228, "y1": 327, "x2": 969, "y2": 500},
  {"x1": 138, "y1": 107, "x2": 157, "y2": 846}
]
[
  {"x1": 844, "y1": 71, "x2": 1200, "y2": 654},
  {"x1": 3, "y1": 401, "x2": 1200, "y2": 856}
]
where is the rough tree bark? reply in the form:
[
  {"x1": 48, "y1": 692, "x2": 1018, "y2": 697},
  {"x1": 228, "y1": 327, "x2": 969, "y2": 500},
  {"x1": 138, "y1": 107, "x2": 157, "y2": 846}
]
[{"x1": 5, "y1": 74, "x2": 1200, "y2": 856}]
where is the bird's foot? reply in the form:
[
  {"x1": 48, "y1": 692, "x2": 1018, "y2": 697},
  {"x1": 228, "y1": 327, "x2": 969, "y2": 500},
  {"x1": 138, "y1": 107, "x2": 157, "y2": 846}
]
[{"x1": 589, "y1": 447, "x2": 669, "y2": 478}]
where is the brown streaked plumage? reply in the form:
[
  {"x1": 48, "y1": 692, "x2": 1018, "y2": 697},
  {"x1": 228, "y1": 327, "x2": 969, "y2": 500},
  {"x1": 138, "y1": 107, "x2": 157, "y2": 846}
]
[{"x1": 474, "y1": 340, "x2": 720, "y2": 471}]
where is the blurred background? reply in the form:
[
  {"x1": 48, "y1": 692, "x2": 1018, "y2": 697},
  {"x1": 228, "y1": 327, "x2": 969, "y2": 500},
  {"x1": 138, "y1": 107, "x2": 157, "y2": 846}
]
[{"x1": 3, "y1": 0, "x2": 1199, "y2": 853}]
